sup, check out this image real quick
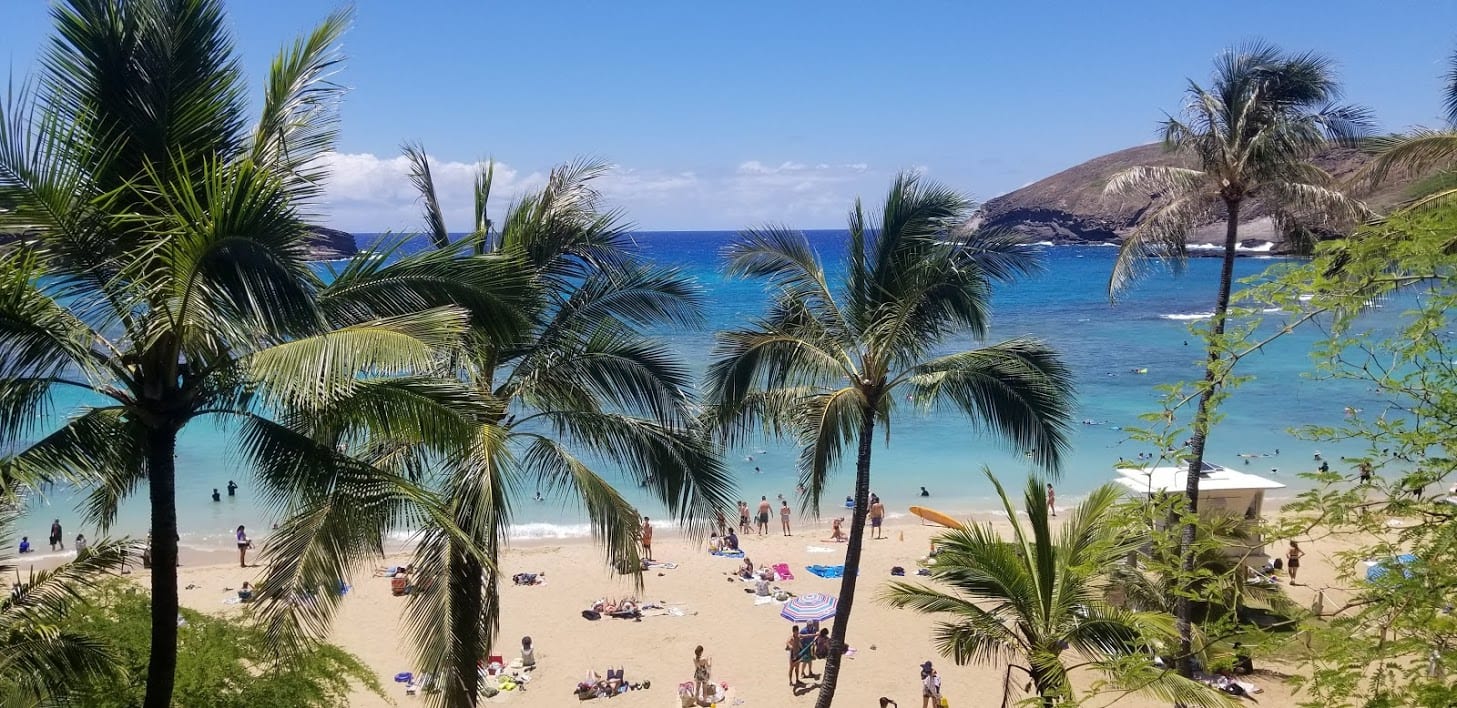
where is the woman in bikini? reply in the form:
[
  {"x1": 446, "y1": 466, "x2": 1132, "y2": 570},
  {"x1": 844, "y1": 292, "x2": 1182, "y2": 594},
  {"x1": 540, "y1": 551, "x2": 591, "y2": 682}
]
[{"x1": 1287, "y1": 541, "x2": 1305, "y2": 582}]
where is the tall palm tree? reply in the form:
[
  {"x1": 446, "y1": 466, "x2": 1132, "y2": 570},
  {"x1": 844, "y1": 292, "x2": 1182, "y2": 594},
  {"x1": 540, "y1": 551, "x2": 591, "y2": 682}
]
[
  {"x1": 0, "y1": 491, "x2": 129, "y2": 705},
  {"x1": 258, "y1": 151, "x2": 734, "y2": 707},
  {"x1": 0, "y1": 3, "x2": 527, "y2": 705},
  {"x1": 706, "y1": 172, "x2": 1074, "y2": 708},
  {"x1": 885, "y1": 472, "x2": 1233, "y2": 708},
  {"x1": 1104, "y1": 41, "x2": 1369, "y2": 679}
]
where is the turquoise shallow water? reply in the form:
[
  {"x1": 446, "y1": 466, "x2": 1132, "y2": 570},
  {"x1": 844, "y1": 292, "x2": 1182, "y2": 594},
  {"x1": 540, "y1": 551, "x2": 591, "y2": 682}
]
[{"x1": 13, "y1": 231, "x2": 1398, "y2": 555}]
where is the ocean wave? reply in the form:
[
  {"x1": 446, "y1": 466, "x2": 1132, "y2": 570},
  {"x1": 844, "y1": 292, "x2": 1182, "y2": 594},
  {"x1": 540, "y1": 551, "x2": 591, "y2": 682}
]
[
  {"x1": 507, "y1": 522, "x2": 597, "y2": 540},
  {"x1": 1186, "y1": 241, "x2": 1274, "y2": 253},
  {"x1": 1160, "y1": 312, "x2": 1214, "y2": 321}
]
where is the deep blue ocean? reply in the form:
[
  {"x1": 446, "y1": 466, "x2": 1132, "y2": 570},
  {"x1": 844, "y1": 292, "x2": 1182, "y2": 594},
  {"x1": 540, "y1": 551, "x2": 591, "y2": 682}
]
[{"x1": 15, "y1": 231, "x2": 1397, "y2": 556}]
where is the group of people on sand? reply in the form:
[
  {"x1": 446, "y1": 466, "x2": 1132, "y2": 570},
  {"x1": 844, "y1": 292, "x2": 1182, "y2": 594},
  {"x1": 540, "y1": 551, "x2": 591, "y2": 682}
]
[
  {"x1": 732, "y1": 497, "x2": 795, "y2": 536},
  {"x1": 786, "y1": 621, "x2": 831, "y2": 688}
]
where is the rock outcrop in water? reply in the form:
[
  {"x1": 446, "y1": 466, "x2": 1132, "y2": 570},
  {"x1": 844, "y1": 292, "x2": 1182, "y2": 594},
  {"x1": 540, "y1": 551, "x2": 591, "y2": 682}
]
[
  {"x1": 975, "y1": 143, "x2": 1424, "y2": 253},
  {"x1": 0, "y1": 224, "x2": 357, "y2": 261}
]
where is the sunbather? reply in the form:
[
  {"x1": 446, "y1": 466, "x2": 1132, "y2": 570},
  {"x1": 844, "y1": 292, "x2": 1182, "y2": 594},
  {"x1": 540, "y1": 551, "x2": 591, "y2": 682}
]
[
  {"x1": 829, "y1": 518, "x2": 847, "y2": 542},
  {"x1": 740, "y1": 557, "x2": 755, "y2": 579},
  {"x1": 512, "y1": 572, "x2": 545, "y2": 586}
]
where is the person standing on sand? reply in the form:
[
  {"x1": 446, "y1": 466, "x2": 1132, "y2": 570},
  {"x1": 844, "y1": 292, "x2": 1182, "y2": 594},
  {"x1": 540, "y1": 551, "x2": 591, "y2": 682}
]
[
  {"x1": 640, "y1": 516, "x2": 653, "y2": 561},
  {"x1": 739, "y1": 501, "x2": 751, "y2": 534},
  {"x1": 693, "y1": 645, "x2": 712, "y2": 702},
  {"x1": 920, "y1": 662, "x2": 941, "y2": 708},
  {"x1": 757, "y1": 496, "x2": 772, "y2": 535},
  {"x1": 715, "y1": 508, "x2": 728, "y2": 536},
  {"x1": 1287, "y1": 541, "x2": 1305, "y2": 583},
  {"x1": 781, "y1": 500, "x2": 792, "y2": 536},
  {"x1": 49, "y1": 519, "x2": 63, "y2": 551},
  {"x1": 1047, "y1": 483, "x2": 1057, "y2": 517},
  {"x1": 236, "y1": 525, "x2": 252, "y2": 568},
  {"x1": 787, "y1": 625, "x2": 803, "y2": 686},
  {"x1": 869, "y1": 498, "x2": 886, "y2": 539}
]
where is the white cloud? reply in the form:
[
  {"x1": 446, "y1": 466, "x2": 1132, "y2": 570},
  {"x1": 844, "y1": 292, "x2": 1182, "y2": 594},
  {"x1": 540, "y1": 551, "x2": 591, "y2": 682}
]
[{"x1": 314, "y1": 151, "x2": 889, "y2": 232}]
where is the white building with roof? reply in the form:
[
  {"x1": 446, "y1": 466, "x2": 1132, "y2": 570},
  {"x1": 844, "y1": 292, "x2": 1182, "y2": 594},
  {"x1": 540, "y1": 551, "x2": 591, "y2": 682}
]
[{"x1": 1114, "y1": 461, "x2": 1286, "y2": 563}]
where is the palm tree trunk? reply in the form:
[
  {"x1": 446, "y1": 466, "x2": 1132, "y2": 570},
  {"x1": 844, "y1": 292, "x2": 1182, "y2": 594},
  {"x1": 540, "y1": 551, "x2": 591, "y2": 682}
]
[
  {"x1": 1174, "y1": 198, "x2": 1242, "y2": 683},
  {"x1": 142, "y1": 424, "x2": 179, "y2": 708},
  {"x1": 447, "y1": 540, "x2": 485, "y2": 707},
  {"x1": 814, "y1": 403, "x2": 876, "y2": 708}
]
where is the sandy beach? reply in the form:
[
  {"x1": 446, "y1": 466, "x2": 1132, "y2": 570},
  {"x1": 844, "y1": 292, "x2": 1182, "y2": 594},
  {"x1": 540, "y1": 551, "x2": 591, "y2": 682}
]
[{"x1": 29, "y1": 504, "x2": 1361, "y2": 708}]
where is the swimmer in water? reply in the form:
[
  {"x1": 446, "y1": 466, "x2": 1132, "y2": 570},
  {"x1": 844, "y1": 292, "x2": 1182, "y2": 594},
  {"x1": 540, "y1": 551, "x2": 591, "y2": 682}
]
[{"x1": 919, "y1": 486, "x2": 930, "y2": 497}]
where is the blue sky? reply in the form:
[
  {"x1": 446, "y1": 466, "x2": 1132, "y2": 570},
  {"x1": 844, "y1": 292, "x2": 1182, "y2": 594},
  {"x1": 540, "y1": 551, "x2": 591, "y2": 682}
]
[{"x1": 5, "y1": 1, "x2": 1457, "y2": 231}]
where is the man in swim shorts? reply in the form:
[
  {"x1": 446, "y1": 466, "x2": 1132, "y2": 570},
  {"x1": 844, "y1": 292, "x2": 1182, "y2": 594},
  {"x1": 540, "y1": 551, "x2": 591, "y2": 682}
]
[
  {"x1": 869, "y1": 498, "x2": 886, "y2": 539},
  {"x1": 757, "y1": 496, "x2": 772, "y2": 535}
]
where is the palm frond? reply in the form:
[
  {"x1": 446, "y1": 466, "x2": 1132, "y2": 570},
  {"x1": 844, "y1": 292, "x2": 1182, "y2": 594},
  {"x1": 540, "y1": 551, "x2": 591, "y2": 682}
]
[
  {"x1": 1107, "y1": 194, "x2": 1212, "y2": 298},
  {"x1": 402, "y1": 141, "x2": 450, "y2": 249},
  {"x1": 795, "y1": 387, "x2": 865, "y2": 517},
  {"x1": 242, "y1": 307, "x2": 468, "y2": 411},
  {"x1": 1, "y1": 407, "x2": 143, "y2": 502},
  {"x1": 908, "y1": 339, "x2": 1074, "y2": 472},
  {"x1": 248, "y1": 6, "x2": 351, "y2": 206}
]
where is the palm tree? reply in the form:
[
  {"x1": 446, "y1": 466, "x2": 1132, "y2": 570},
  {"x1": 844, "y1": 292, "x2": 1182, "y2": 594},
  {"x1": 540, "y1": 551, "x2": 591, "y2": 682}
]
[
  {"x1": 1104, "y1": 41, "x2": 1369, "y2": 679},
  {"x1": 0, "y1": 3, "x2": 527, "y2": 705},
  {"x1": 885, "y1": 472, "x2": 1233, "y2": 708},
  {"x1": 0, "y1": 493, "x2": 129, "y2": 705},
  {"x1": 706, "y1": 172, "x2": 1075, "y2": 708},
  {"x1": 257, "y1": 151, "x2": 734, "y2": 707}
]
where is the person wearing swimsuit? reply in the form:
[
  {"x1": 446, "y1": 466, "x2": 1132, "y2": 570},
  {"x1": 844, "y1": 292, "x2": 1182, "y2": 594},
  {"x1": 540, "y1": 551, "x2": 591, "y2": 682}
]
[{"x1": 693, "y1": 645, "x2": 712, "y2": 702}]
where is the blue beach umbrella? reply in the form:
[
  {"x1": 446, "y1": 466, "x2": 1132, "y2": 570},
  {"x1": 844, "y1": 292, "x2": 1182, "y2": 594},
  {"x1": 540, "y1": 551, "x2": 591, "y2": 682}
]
[
  {"x1": 1365, "y1": 553, "x2": 1418, "y2": 582},
  {"x1": 780, "y1": 593, "x2": 838, "y2": 622}
]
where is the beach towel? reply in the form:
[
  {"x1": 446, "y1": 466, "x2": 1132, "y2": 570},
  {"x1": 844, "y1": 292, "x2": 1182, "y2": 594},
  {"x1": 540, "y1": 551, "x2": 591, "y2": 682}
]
[
  {"x1": 773, "y1": 563, "x2": 794, "y2": 580},
  {"x1": 711, "y1": 549, "x2": 745, "y2": 559},
  {"x1": 806, "y1": 564, "x2": 845, "y2": 578},
  {"x1": 647, "y1": 560, "x2": 678, "y2": 569},
  {"x1": 806, "y1": 545, "x2": 836, "y2": 553}
]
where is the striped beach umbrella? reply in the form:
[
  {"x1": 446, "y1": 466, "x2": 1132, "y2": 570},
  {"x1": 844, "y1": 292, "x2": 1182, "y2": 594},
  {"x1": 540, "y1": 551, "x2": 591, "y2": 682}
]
[{"x1": 780, "y1": 593, "x2": 838, "y2": 622}]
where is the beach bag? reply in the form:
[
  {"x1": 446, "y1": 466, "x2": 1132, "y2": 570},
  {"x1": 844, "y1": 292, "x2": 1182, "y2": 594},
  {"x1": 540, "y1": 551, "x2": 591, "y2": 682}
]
[
  {"x1": 939, "y1": 697, "x2": 950, "y2": 708},
  {"x1": 891, "y1": 566, "x2": 905, "y2": 576},
  {"x1": 581, "y1": 609, "x2": 601, "y2": 621}
]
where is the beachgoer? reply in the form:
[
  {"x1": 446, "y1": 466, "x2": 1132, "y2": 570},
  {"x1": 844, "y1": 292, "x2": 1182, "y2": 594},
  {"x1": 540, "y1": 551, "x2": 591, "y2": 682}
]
[
  {"x1": 521, "y1": 636, "x2": 537, "y2": 669},
  {"x1": 787, "y1": 626, "x2": 803, "y2": 685},
  {"x1": 869, "y1": 498, "x2": 886, "y2": 539},
  {"x1": 1047, "y1": 483, "x2": 1057, "y2": 517},
  {"x1": 920, "y1": 664, "x2": 944, "y2": 708},
  {"x1": 757, "y1": 496, "x2": 772, "y2": 535},
  {"x1": 708, "y1": 533, "x2": 722, "y2": 552},
  {"x1": 227, "y1": 480, "x2": 237, "y2": 497},
  {"x1": 724, "y1": 529, "x2": 739, "y2": 551},
  {"x1": 1358, "y1": 461, "x2": 1373, "y2": 484},
  {"x1": 693, "y1": 645, "x2": 712, "y2": 702},
  {"x1": 236, "y1": 525, "x2": 252, "y2": 568},
  {"x1": 49, "y1": 519, "x2": 62, "y2": 551},
  {"x1": 880, "y1": 699, "x2": 900, "y2": 708},
  {"x1": 237, "y1": 581, "x2": 253, "y2": 602},
  {"x1": 211, "y1": 488, "x2": 221, "y2": 502},
  {"x1": 1286, "y1": 541, "x2": 1305, "y2": 582},
  {"x1": 919, "y1": 486, "x2": 929, "y2": 498},
  {"x1": 830, "y1": 518, "x2": 846, "y2": 542},
  {"x1": 844, "y1": 495, "x2": 854, "y2": 508},
  {"x1": 814, "y1": 628, "x2": 830, "y2": 661},
  {"x1": 73, "y1": 534, "x2": 87, "y2": 555},
  {"x1": 739, "y1": 501, "x2": 751, "y2": 534},
  {"x1": 798, "y1": 624, "x2": 816, "y2": 678},
  {"x1": 755, "y1": 576, "x2": 771, "y2": 596},
  {"x1": 18, "y1": 536, "x2": 29, "y2": 554},
  {"x1": 533, "y1": 490, "x2": 544, "y2": 502},
  {"x1": 781, "y1": 500, "x2": 792, "y2": 536},
  {"x1": 715, "y1": 508, "x2": 728, "y2": 536},
  {"x1": 921, "y1": 663, "x2": 941, "y2": 708},
  {"x1": 740, "y1": 557, "x2": 755, "y2": 579},
  {"x1": 1232, "y1": 642, "x2": 1253, "y2": 674},
  {"x1": 640, "y1": 516, "x2": 653, "y2": 561}
]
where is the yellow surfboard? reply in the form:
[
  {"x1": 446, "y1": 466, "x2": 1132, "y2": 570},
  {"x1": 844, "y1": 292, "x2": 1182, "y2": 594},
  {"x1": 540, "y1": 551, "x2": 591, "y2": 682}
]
[{"x1": 909, "y1": 505, "x2": 963, "y2": 530}]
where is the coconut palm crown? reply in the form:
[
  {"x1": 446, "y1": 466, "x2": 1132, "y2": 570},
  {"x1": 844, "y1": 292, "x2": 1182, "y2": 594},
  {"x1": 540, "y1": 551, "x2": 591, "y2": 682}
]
[
  {"x1": 705, "y1": 172, "x2": 1074, "y2": 708},
  {"x1": 885, "y1": 472, "x2": 1235, "y2": 708}
]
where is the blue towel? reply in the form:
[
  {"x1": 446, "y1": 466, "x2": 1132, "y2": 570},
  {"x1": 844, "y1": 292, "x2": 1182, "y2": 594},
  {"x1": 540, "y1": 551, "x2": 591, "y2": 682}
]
[
  {"x1": 712, "y1": 549, "x2": 745, "y2": 558},
  {"x1": 806, "y1": 564, "x2": 846, "y2": 578}
]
